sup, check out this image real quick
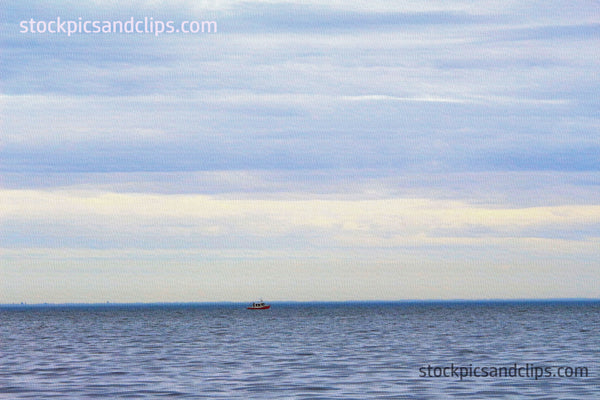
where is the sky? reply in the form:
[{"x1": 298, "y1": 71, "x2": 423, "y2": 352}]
[{"x1": 1, "y1": 0, "x2": 599, "y2": 303}]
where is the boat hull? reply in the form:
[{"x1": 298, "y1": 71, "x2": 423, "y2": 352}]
[{"x1": 247, "y1": 305, "x2": 271, "y2": 310}]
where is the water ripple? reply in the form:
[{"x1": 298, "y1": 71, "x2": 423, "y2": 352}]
[{"x1": 1, "y1": 302, "x2": 598, "y2": 399}]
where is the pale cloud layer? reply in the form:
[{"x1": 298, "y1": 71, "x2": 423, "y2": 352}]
[
  {"x1": 3, "y1": 190, "x2": 599, "y2": 241},
  {"x1": 1, "y1": 189, "x2": 599, "y2": 302}
]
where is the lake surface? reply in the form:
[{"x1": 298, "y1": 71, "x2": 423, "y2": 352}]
[{"x1": 1, "y1": 301, "x2": 598, "y2": 399}]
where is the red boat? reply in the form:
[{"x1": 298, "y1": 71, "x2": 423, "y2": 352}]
[{"x1": 247, "y1": 300, "x2": 270, "y2": 310}]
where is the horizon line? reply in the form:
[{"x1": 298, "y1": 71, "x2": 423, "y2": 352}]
[{"x1": 2, "y1": 298, "x2": 599, "y2": 307}]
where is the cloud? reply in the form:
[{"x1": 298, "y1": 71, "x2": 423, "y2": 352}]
[
  {"x1": 2, "y1": 189, "x2": 599, "y2": 249},
  {"x1": 2, "y1": 91, "x2": 597, "y2": 174},
  {"x1": 2, "y1": 0, "x2": 597, "y2": 176},
  {"x1": 493, "y1": 23, "x2": 600, "y2": 42},
  {"x1": 2, "y1": 187, "x2": 598, "y2": 302}
]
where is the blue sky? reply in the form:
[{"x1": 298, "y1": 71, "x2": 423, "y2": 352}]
[{"x1": 1, "y1": 1, "x2": 599, "y2": 303}]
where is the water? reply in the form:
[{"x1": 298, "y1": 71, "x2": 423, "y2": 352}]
[{"x1": 1, "y1": 301, "x2": 598, "y2": 399}]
